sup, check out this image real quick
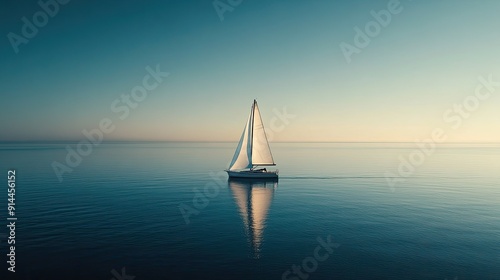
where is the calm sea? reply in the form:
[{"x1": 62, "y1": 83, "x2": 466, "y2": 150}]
[{"x1": 0, "y1": 142, "x2": 499, "y2": 280}]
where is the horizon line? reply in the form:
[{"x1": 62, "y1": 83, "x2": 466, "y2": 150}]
[{"x1": 1, "y1": 140, "x2": 499, "y2": 144}]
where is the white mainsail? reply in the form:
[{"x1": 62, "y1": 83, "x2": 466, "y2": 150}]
[
  {"x1": 251, "y1": 102, "x2": 274, "y2": 165},
  {"x1": 228, "y1": 100, "x2": 275, "y2": 171}
]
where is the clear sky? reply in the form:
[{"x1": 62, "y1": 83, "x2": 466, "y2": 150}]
[{"x1": 1, "y1": 0, "x2": 499, "y2": 142}]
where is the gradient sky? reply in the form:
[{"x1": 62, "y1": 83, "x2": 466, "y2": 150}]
[{"x1": 1, "y1": 0, "x2": 499, "y2": 142}]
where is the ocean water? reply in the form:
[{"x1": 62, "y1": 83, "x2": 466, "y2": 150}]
[{"x1": 0, "y1": 142, "x2": 499, "y2": 280}]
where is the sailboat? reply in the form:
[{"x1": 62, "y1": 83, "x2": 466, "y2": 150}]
[{"x1": 226, "y1": 100, "x2": 279, "y2": 179}]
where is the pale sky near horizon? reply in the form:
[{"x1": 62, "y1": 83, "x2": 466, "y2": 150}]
[{"x1": 1, "y1": 0, "x2": 500, "y2": 142}]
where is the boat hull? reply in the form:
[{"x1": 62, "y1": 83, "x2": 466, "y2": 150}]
[{"x1": 226, "y1": 170, "x2": 279, "y2": 179}]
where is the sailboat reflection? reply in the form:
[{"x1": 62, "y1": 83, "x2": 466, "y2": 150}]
[{"x1": 228, "y1": 178, "x2": 278, "y2": 259}]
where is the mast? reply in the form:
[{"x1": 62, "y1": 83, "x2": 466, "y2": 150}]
[{"x1": 249, "y1": 99, "x2": 256, "y2": 168}]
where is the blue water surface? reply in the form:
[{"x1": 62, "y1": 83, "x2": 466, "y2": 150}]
[{"x1": 0, "y1": 142, "x2": 499, "y2": 279}]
